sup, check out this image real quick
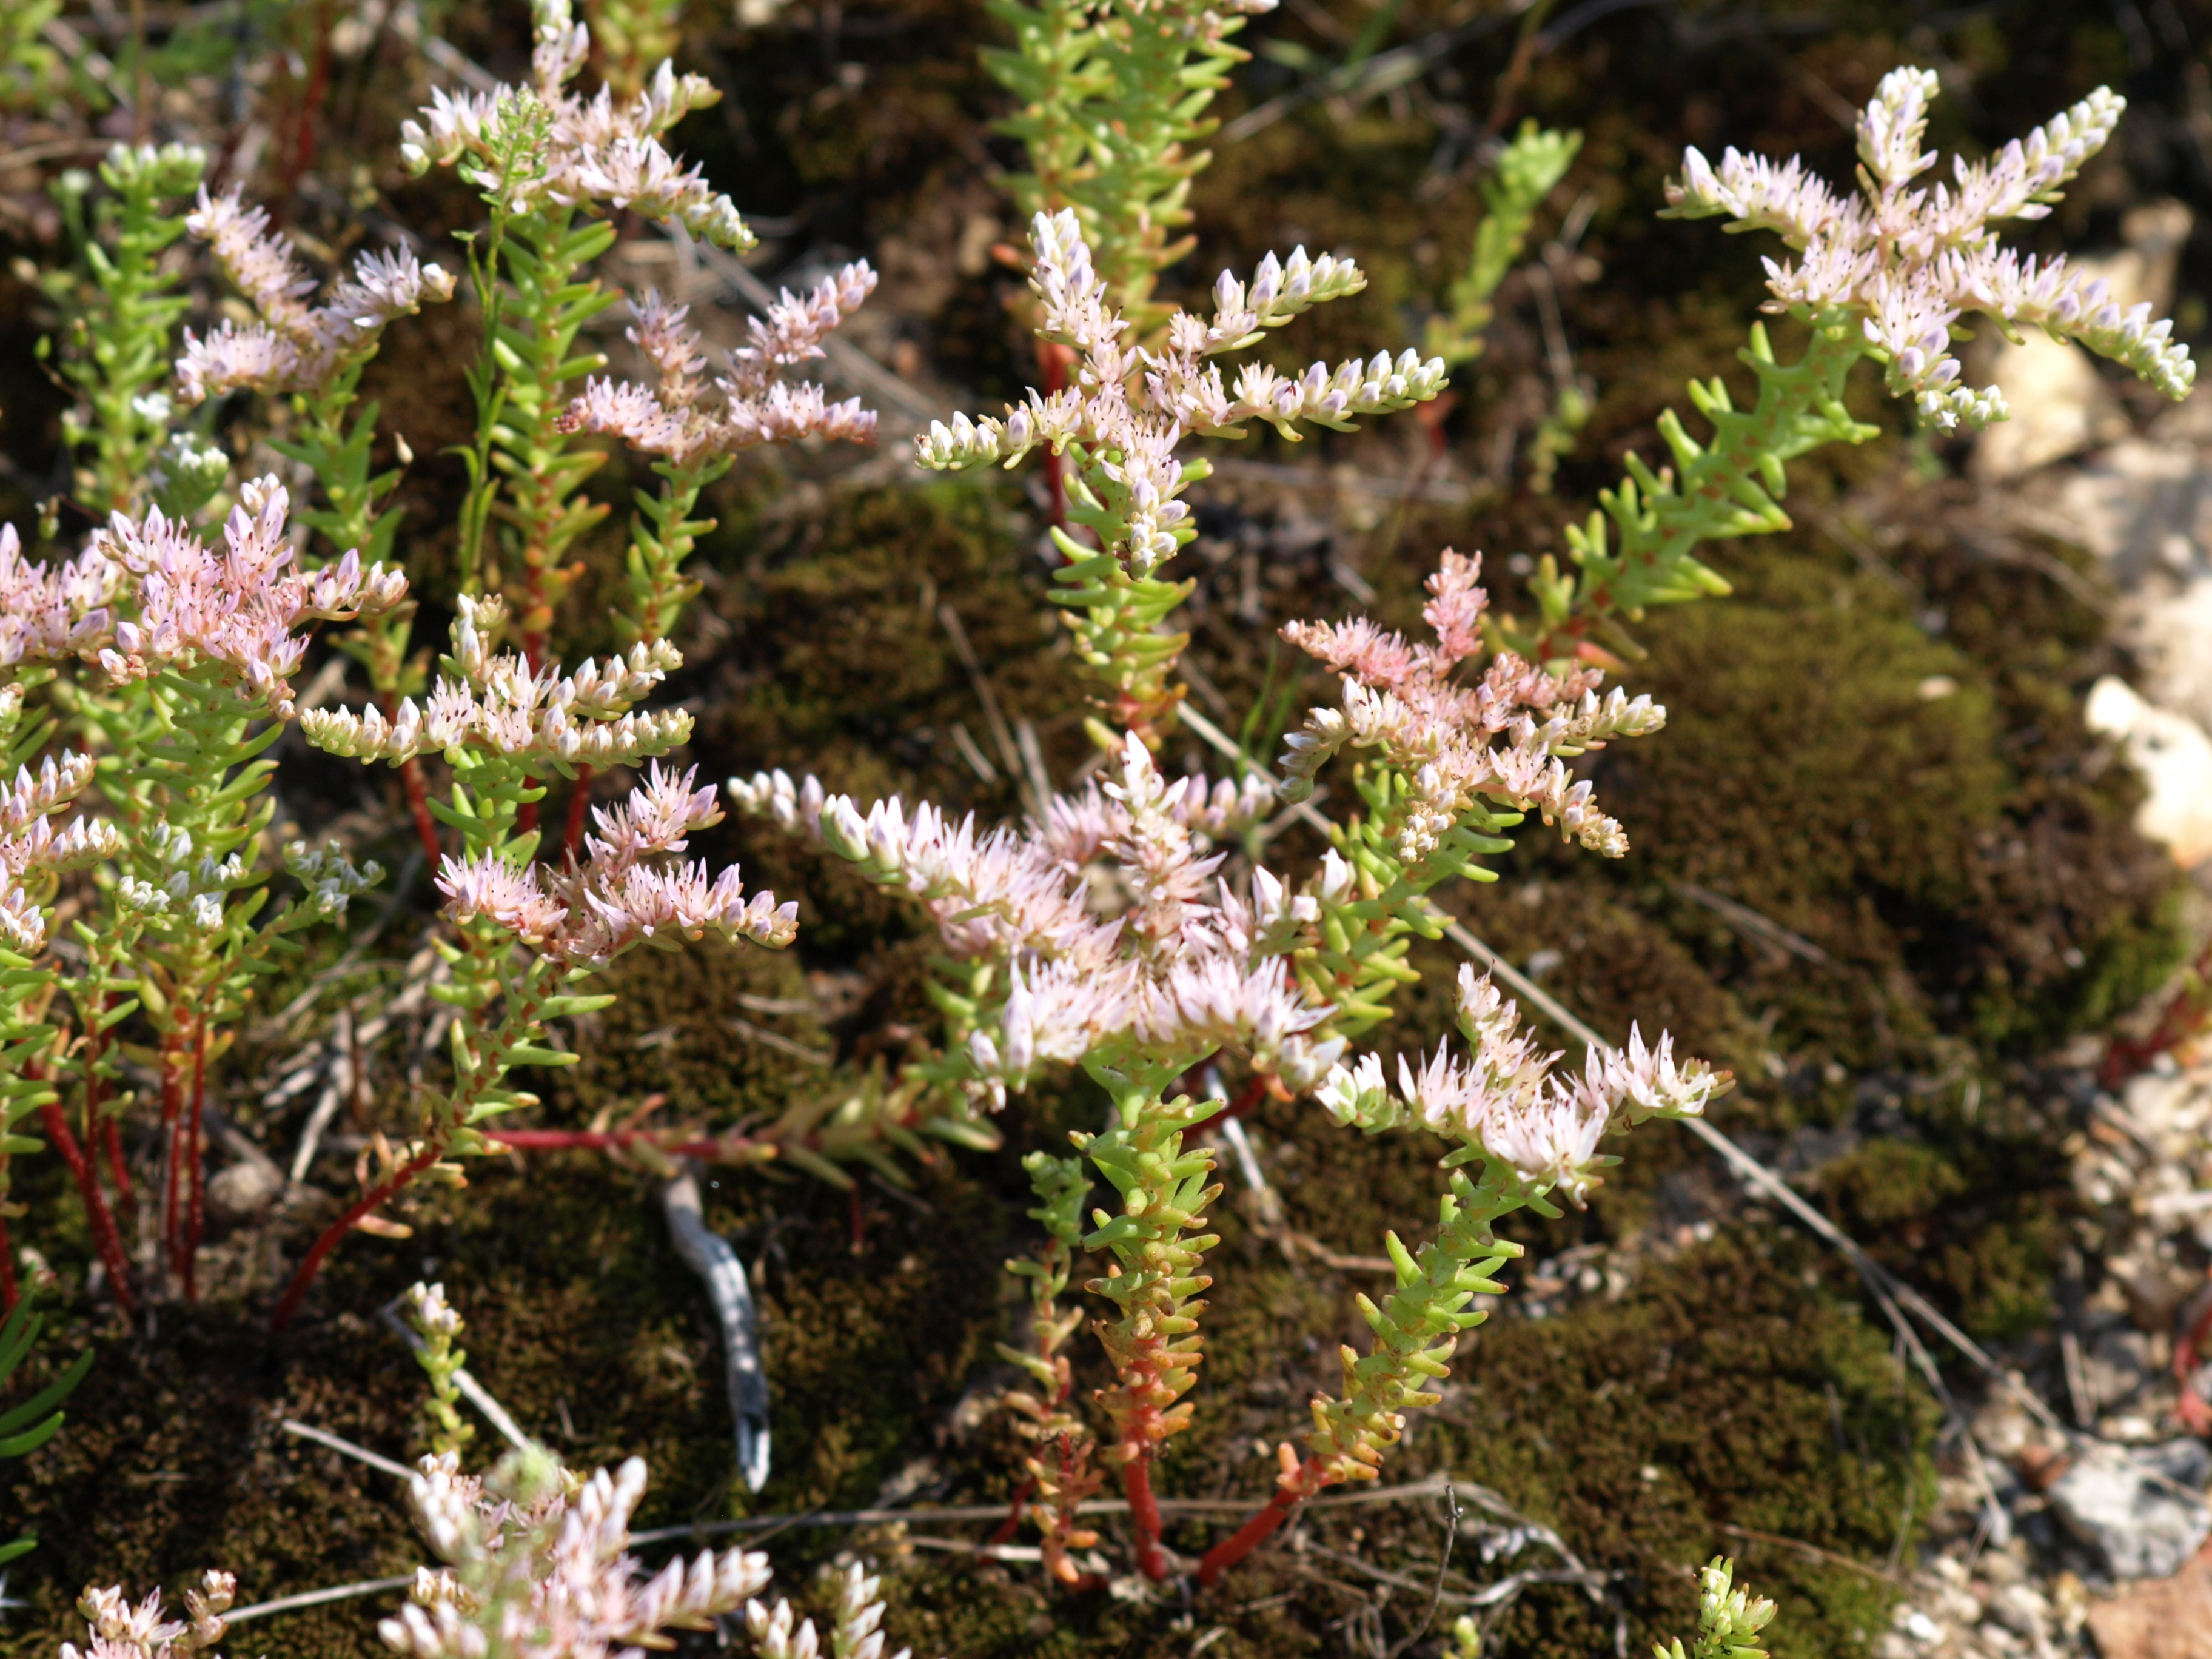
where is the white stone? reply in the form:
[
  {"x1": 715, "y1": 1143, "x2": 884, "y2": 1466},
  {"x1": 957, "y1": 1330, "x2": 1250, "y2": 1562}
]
[{"x1": 2084, "y1": 675, "x2": 2212, "y2": 866}]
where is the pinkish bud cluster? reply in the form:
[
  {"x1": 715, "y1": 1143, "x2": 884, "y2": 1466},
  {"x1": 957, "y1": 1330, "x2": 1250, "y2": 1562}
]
[
  {"x1": 0, "y1": 526, "x2": 121, "y2": 669},
  {"x1": 91, "y1": 478, "x2": 408, "y2": 719},
  {"x1": 1278, "y1": 550, "x2": 1661, "y2": 859},
  {"x1": 437, "y1": 762, "x2": 796, "y2": 967},
  {"x1": 0, "y1": 751, "x2": 116, "y2": 954},
  {"x1": 559, "y1": 273, "x2": 880, "y2": 465},
  {"x1": 383, "y1": 1449, "x2": 776, "y2": 1659},
  {"x1": 399, "y1": 2, "x2": 748, "y2": 249},
  {"x1": 1316, "y1": 964, "x2": 1727, "y2": 1204},
  {"x1": 1665, "y1": 67, "x2": 2193, "y2": 427},
  {"x1": 176, "y1": 188, "x2": 457, "y2": 404},
  {"x1": 916, "y1": 210, "x2": 1446, "y2": 579},
  {"x1": 61, "y1": 1572, "x2": 235, "y2": 1659},
  {"x1": 301, "y1": 597, "x2": 691, "y2": 771}
]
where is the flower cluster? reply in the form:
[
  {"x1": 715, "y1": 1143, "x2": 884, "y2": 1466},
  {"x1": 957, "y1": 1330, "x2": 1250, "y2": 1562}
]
[
  {"x1": 0, "y1": 750, "x2": 119, "y2": 954},
  {"x1": 919, "y1": 210, "x2": 1444, "y2": 577},
  {"x1": 302, "y1": 597, "x2": 691, "y2": 774},
  {"x1": 382, "y1": 1447, "x2": 773, "y2": 1659},
  {"x1": 175, "y1": 188, "x2": 458, "y2": 404},
  {"x1": 1278, "y1": 550, "x2": 1663, "y2": 859},
  {"x1": 0, "y1": 526, "x2": 121, "y2": 670},
  {"x1": 1318, "y1": 964, "x2": 1726, "y2": 1205},
  {"x1": 803, "y1": 732, "x2": 1332, "y2": 1107},
  {"x1": 914, "y1": 209, "x2": 1448, "y2": 743},
  {"x1": 558, "y1": 269, "x2": 879, "y2": 464},
  {"x1": 438, "y1": 762, "x2": 796, "y2": 967},
  {"x1": 400, "y1": 0, "x2": 750, "y2": 249},
  {"x1": 1665, "y1": 68, "x2": 2194, "y2": 427},
  {"x1": 91, "y1": 477, "x2": 409, "y2": 719},
  {"x1": 60, "y1": 1574, "x2": 233, "y2": 1659}
]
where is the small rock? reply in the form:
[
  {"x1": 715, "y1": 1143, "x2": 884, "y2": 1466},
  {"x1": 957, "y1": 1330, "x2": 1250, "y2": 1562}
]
[
  {"x1": 1900, "y1": 1609, "x2": 1943, "y2": 1644},
  {"x1": 2084, "y1": 675, "x2": 2212, "y2": 867},
  {"x1": 2082, "y1": 1543, "x2": 2212, "y2": 1659},
  {"x1": 206, "y1": 1157, "x2": 284, "y2": 1221},
  {"x1": 2048, "y1": 1439, "x2": 2212, "y2": 1580}
]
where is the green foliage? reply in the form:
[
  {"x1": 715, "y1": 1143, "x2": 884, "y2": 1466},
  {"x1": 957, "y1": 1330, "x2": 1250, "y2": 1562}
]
[
  {"x1": 985, "y1": 0, "x2": 1264, "y2": 327},
  {"x1": 1072, "y1": 1073, "x2": 1222, "y2": 1463},
  {"x1": 44, "y1": 144, "x2": 207, "y2": 517},
  {"x1": 586, "y1": 0, "x2": 688, "y2": 97},
  {"x1": 1426, "y1": 122, "x2": 1583, "y2": 370},
  {"x1": 1504, "y1": 310, "x2": 1879, "y2": 666},
  {"x1": 0, "y1": 0, "x2": 59, "y2": 110},
  {"x1": 0, "y1": 1295, "x2": 92, "y2": 1566},
  {"x1": 1655, "y1": 1558, "x2": 1778, "y2": 1659},
  {"x1": 466, "y1": 206, "x2": 621, "y2": 659},
  {"x1": 407, "y1": 1283, "x2": 476, "y2": 1460},
  {"x1": 620, "y1": 455, "x2": 731, "y2": 648}
]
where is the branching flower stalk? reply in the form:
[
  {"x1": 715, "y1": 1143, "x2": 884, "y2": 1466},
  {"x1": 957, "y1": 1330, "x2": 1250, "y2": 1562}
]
[
  {"x1": 560, "y1": 267, "x2": 879, "y2": 649},
  {"x1": 1507, "y1": 70, "x2": 2196, "y2": 665},
  {"x1": 918, "y1": 210, "x2": 1446, "y2": 748},
  {"x1": 281, "y1": 601, "x2": 794, "y2": 1327},
  {"x1": 79, "y1": 481, "x2": 401, "y2": 1298},
  {"x1": 401, "y1": 0, "x2": 755, "y2": 672},
  {"x1": 733, "y1": 546, "x2": 1713, "y2": 1579},
  {"x1": 175, "y1": 185, "x2": 461, "y2": 864}
]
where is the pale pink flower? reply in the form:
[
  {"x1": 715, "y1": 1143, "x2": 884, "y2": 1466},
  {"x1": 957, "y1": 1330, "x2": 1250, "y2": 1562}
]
[
  {"x1": 176, "y1": 187, "x2": 457, "y2": 404},
  {"x1": 437, "y1": 763, "x2": 793, "y2": 968},
  {"x1": 1666, "y1": 68, "x2": 2189, "y2": 424},
  {"x1": 399, "y1": 8, "x2": 748, "y2": 252},
  {"x1": 559, "y1": 269, "x2": 880, "y2": 466},
  {"x1": 91, "y1": 480, "x2": 407, "y2": 718},
  {"x1": 1280, "y1": 551, "x2": 1659, "y2": 860},
  {"x1": 916, "y1": 210, "x2": 1444, "y2": 577}
]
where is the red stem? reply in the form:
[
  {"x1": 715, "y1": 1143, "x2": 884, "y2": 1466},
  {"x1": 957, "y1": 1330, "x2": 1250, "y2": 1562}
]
[
  {"x1": 1122, "y1": 1457, "x2": 1170, "y2": 1581},
  {"x1": 1194, "y1": 1461, "x2": 1330, "y2": 1586},
  {"x1": 1037, "y1": 342, "x2": 1071, "y2": 544},
  {"x1": 0, "y1": 1207, "x2": 15, "y2": 1312},
  {"x1": 37, "y1": 1098, "x2": 136, "y2": 1318},
  {"x1": 518, "y1": 789, "x2": 539, "y2": 838},
  {"x1": 2103, "y1": 939, "x2": 2212, "y2": 1087},
  {"x1": 561, "y1": 763, "x2": 596, "y2": 862},
  {"x1": 988, "y1": 1479, "x2": 1035, "y2": 1548},
  {"x1": 384, "y1": 695, "x2": 443, "y2": 868},
  {"x1": 82, "y1": 991, "x2": 132, "y2": 1222},
  {"x1": 270, "y1": 1142, "x2": 441, "y2": 1331},
  {"x1": 159, "y1": 1034, "x2": 183, "y2": 1279},
  {"x1": 101, "y1": 1116, "x2": 132, "y2": 1221},
  {"x1": 285, "y1": 0, "x2": 335, "y2": 189}
]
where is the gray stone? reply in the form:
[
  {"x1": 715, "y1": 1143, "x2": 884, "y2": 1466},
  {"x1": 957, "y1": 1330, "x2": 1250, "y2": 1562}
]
[{"x1": 2048, "y1": 1438, "x2": 2212, "y2": 1580}]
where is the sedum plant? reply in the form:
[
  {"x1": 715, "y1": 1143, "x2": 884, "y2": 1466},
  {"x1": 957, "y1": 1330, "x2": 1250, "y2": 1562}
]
[
  {"x1": 276, "y1": 597, "x2": 796, "y2": 1326},
  {"x1": 917, "y1": 209, "x2": 1446, "y2": 748},
  {"x1": 1425, "y1": 121, "x2": 1584, "y2": 371},
  {"x1": 44, "y1": 143, "x2": 208, "y2": 517},
  {"x1": 1509, "y1": 69, "x2": 2196, "y2": 666},
  {"x1": 174, "y1": 185, "x2": 458, "y2": 861},
  {"x1": 986, "y1": 0, "x2": 1275, "y2": 331},
  {"x1": 739, "y1": 549, "x2": 1724, "y2": 1584},
  {"x1": 399, "y1": 0, "x2": 754, "y2": 669}
]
